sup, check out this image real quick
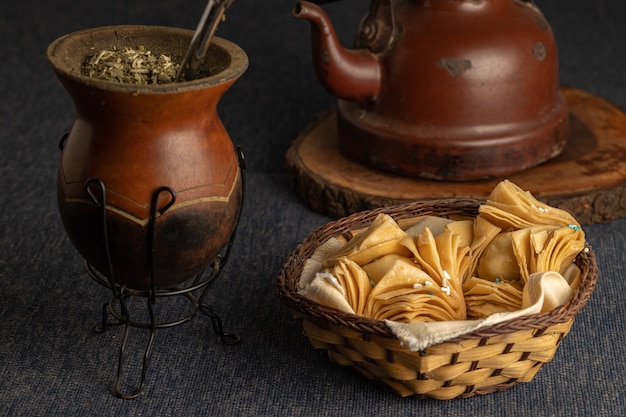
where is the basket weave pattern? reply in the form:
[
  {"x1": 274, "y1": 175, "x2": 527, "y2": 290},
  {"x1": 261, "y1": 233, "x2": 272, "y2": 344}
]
[{"x1": 278, "y1": 200, "x2": 598, "y2": 400}]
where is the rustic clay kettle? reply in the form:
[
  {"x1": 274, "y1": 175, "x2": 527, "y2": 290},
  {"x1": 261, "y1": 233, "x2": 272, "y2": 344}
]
[
  {"x1": 294, "y1": 0, "x2": 569, "y2": 180},
  {"x1": 47, "y1": 26, "x2": 248, "y2": 290}
]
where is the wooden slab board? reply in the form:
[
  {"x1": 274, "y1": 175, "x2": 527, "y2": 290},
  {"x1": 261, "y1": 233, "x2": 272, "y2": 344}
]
[{"x1": 286, "y1": 87, "x2": 626, "y2": 224}]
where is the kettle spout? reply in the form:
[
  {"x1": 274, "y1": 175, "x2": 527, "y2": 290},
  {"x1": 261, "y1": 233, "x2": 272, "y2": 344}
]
[{"x1": 294, "y1": 1, "x2": 382, "y2": 102}]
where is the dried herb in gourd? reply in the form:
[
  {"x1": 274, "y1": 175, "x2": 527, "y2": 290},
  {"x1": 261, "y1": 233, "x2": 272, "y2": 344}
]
[{"x1": 82, "y1": 45, "x2": 181, "y2": 85}]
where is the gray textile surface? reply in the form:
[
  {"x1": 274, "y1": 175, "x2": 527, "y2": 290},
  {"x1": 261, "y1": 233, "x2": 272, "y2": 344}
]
[{"x1": 1, "y1": 0, "x2": 625, "y2": 416}]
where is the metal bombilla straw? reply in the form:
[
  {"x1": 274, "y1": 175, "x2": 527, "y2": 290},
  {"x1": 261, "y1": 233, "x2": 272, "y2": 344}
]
[{"x1": 177, "y1": 0, "x2": 235, "y2": 82}]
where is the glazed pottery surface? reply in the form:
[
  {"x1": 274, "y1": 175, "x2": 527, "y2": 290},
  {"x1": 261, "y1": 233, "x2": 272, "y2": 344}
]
[
  {"x1": 296, "y1": 0, "x2": 568, "y2": 180},
  {"x1": 47, "y1": 26, "x2": 248, "y2": 290}
]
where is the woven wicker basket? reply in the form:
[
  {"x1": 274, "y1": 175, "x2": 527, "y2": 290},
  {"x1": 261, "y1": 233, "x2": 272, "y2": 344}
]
[{"x1": 277, "y1": 199, "x2": 598, "y2": 400}]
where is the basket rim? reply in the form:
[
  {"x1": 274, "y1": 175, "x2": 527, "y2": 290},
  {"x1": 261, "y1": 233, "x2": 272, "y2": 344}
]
[{"x1": 277, "y1": 198, "x2": 599, "y2": 344}]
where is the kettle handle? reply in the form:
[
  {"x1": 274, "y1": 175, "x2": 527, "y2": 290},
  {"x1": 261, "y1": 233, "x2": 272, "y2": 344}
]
[{"x1": 355, "y1": 0, "x2": 394, "y2": 53}]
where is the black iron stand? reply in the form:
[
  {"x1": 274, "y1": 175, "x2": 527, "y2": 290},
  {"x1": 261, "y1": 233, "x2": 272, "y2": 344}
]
[{"x1": 82, "y1": 147, "x2": 246, "y2": 399}]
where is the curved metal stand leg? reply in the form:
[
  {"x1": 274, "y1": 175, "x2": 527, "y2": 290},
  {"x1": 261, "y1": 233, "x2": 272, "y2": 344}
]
[
  {"x1": 85, "y1": 178, "x2": 167, "y2": 399},
  {"x1": 94, "y1": 301, "x2": 119, "y2": 334},
  {"x1": 198, "y1": 303, "x2": 241, "y2": 345},
  {"x1": 113, "y1": 289, "x2": 156, "y2": 400},
  {"x1": 197, "y1": 146, "x2": 246, "y2": 345}
]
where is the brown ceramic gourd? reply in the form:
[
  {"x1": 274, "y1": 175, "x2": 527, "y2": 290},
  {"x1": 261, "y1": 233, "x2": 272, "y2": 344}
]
[
  {"x1": 295, "y1": 0, "x2": 568, "y2": 180},
  {"x1": 47, "y1": 26, "x2": 248, "y2": 290}
]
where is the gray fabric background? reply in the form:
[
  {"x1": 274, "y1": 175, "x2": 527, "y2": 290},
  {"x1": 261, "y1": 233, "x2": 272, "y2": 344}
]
[{"x1": 1, "y1": 0, "x2": 624, "y2": 415}]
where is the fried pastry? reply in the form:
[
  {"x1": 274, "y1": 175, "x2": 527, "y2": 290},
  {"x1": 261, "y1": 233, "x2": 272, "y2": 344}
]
[
  {"x1": 477, "y1": 232, "x2": 520, "y2": 282},
  {"x1": 462, "y1": 216, "x2": 501, "y2": 281},
  {"x1": 329, "y1": 257, "x2": 372, "y2": 315},
  {"x1": 364, "y1": 256, "x2": 464, "y2": 322},
  {"x1": 322, "y1": 214, "x2": 412, "y2": 268},
  {"x1": 479, "y1": 179, "x2": 580, "y2": 231},
  {"x1": 463, "y1": 276, "x2": 524, "y2": 318}
]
